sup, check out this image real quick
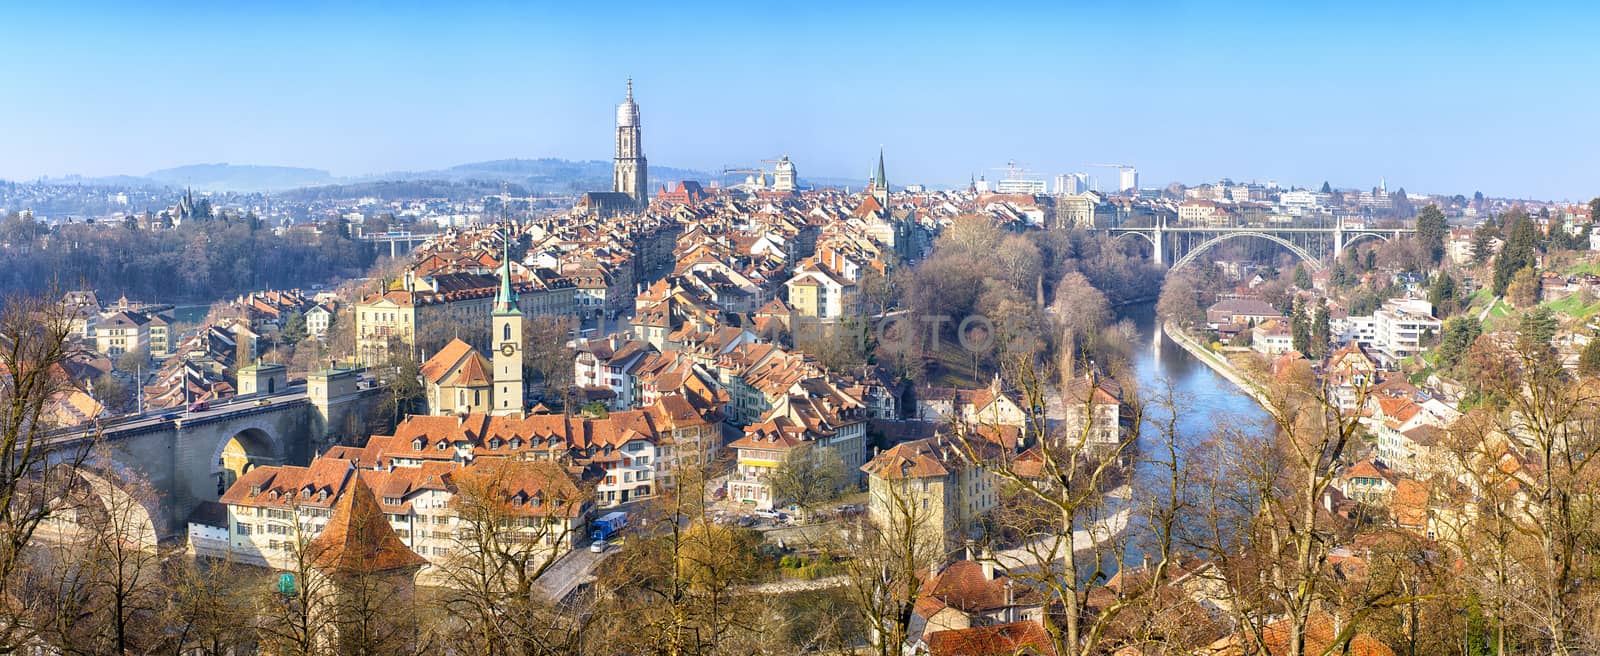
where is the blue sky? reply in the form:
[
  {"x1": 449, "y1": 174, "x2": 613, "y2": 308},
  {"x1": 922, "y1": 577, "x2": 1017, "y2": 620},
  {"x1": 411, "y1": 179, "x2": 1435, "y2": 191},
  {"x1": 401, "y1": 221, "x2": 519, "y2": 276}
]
[{"x1": 2, "y1": 1, "x2": 1597, "y2": 199}]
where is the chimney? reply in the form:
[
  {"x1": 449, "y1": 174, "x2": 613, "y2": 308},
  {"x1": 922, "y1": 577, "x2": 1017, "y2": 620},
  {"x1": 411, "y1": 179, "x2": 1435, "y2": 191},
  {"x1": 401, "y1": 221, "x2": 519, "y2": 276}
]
[{"x1": 981, "y1": 550, "x2": 996, "y2": 581}]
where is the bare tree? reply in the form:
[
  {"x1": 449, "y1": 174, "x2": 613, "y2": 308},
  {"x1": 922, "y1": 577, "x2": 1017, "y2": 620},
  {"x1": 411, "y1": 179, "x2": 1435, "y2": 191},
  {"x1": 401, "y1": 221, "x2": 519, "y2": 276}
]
[
  {"x1": 29, "y1": 461, "x2": 166, "y2": 655},
  {"x1": 592, "y1": 461, "x2": 764, "y2": 655},
  {"x1": 1443, "y1": 329, "x2": 1600, "y2": 655},
  {"x1": 252, "y1": 500, "x2": 339, "y2": 656},
  {"x1": 766, "y1": 442, "x2": 849, "y2": 523},
  {"x1": 0, "y1": 293, "x2": 98, "y2": 652},
  {"x1": 433, "y1": 459, "x2": 591, "y2": 656},
  {"x1": 1188, "y1": 359, "x2": 1422, "y2": 656},
  {"x1": 162, "y1": 557, "x2": 256, "y2": 656},
  {"x1": 946, "y1": 356, "x2": 1198, "y2": 656},
  {"x1": 840, "y1": 463, "x2": 944, "y2": 656}
]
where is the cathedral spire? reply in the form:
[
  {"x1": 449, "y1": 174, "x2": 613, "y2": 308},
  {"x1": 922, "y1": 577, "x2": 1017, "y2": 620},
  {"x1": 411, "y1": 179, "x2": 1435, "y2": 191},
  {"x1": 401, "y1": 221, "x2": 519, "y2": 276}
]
[
  {"x1": 875, "y1": 148, "x2": 887, "y2": 190},
  {"x1": 493, "y1": 222, "x2": 518, "y2": 315}
]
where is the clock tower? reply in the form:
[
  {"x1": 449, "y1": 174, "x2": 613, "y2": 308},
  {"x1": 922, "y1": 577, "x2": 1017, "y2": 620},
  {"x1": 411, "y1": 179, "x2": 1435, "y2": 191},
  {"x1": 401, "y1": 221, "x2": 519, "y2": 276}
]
[{"x1": 491, "y1": 225, "x2": 525, "y2": 415}]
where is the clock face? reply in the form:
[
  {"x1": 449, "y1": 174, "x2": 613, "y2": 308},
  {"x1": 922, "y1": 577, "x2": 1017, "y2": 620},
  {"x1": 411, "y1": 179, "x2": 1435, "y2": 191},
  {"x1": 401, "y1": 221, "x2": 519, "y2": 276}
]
[{"x1": 500, "y1": 343, "x2": 516, "y2": 357}]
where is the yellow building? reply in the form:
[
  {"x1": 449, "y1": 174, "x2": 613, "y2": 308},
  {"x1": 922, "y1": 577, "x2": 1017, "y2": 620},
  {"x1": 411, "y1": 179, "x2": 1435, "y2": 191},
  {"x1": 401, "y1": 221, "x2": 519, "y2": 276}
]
[
  {"x1": 861, "y1": 438, "x2": 999, "y2": 562},
  {"x1": 420, "y1": 339, "x2": 494, "y2": 415}
]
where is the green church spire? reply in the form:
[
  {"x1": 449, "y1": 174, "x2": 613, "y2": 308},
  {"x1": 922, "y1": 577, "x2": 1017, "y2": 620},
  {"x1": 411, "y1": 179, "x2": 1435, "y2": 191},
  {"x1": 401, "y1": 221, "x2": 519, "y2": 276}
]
[
  {"x1": 875, "y1": 148, "x2": 887, "y2": 191},
  {"x1": 493, "y1": 222, "x2": 519, "y2": 315}
]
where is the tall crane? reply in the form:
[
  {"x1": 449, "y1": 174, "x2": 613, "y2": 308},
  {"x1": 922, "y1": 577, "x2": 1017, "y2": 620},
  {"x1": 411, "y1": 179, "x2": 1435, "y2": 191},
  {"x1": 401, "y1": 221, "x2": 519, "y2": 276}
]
[
  {"x1": 991, "y1": 160, "x2": 1032, "y2": 180},
  {"x1": 1087, "y1": 163, "x2": 1134, "y2": 172}
]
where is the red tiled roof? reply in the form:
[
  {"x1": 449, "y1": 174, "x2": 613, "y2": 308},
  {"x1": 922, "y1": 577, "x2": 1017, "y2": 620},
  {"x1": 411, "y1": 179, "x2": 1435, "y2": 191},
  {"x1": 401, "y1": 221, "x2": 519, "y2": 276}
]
[
  {"x1": 307, "y1": 472, "x2": 427, "y2": 575},
  {"x1": 925, "y1": 620, "x2": 1056, "y2": 656}
]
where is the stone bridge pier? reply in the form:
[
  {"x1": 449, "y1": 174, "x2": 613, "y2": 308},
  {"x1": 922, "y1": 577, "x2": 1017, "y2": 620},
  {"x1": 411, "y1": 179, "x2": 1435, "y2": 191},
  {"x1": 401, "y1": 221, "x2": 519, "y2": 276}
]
[{"x1": 94, "y1": 368, "x2": 381, "y2": 536}]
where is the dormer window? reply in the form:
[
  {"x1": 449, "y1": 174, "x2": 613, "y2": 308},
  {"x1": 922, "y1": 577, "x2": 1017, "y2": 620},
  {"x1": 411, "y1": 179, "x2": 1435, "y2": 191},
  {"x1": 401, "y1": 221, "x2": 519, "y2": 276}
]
[
  {"x1": 437, "y1": 441, "x2": 448, "y2": 451},
  {"x1": 250, "y1": 485, "x2": 262, "y2": 495},
  {"x1": 318, "y1": 490, "x2": 329, "y2": 502},
  {"x1": 510, "y1": 438, "x2": 523, "y2": 449},
  {"x1": 489, "y1": 437, "x2": 503, "y2": 449},
  {"x1": 413, "y1": 439, "x2": 424, "y2": 451}
]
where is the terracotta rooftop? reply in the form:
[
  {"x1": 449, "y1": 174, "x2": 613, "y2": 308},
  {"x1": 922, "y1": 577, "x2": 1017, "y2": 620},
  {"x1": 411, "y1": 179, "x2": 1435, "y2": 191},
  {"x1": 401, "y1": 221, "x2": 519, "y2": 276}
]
[{"x1": 307, "y1": 472, "x2": 427, "y2": 575}]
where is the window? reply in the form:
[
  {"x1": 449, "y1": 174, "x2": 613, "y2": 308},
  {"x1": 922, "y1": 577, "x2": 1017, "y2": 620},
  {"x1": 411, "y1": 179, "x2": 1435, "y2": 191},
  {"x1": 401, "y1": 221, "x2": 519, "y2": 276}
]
[
  {"x1": 503, "y1": 324, "x2": 511, "y2": 341},
  {"x1": 236, "y1": 523, "x2": 251, "y2": 536}
]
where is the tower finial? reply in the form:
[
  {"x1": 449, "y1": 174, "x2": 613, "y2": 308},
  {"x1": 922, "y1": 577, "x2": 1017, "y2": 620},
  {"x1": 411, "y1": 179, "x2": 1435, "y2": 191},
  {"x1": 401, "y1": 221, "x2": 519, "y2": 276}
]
[{"x1": 626, "y1": 77, "x2": 633, "y2": 101}]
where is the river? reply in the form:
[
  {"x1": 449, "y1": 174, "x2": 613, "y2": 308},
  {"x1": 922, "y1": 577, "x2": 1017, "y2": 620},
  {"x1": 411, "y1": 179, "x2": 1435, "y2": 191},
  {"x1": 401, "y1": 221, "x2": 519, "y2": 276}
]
[
  {"x1": 1119, "y1": 301, "x2": 1269, "y2": 452},
  {"x1": 1081, "y1": 301, "x2": 1268, "y2": 572}
]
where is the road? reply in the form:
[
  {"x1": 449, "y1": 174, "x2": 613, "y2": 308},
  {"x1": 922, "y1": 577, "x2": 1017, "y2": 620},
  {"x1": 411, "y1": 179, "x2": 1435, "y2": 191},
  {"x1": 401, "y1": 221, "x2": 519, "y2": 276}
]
[
  {"x1": 42, "y1": 384, "x2": 315, "y2": 450},
  {"x1": 991, "y1": 502, "x2": 1133, "y2": 571},
  {"x1": 535, "y1": 542, "x2": 608, "y2": 601}
]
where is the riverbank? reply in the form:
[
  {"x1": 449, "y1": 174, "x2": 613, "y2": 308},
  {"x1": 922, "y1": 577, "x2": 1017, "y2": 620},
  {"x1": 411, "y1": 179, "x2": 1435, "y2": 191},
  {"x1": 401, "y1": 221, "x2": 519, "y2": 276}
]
[{"x1": 1160, "y1": 320, "x2": 1271, "y2": 407}]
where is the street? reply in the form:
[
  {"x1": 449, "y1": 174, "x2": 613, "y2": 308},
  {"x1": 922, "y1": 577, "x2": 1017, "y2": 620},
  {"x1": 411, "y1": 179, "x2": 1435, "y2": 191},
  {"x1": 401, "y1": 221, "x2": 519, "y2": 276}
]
[{"x1": 534, "y1": 541, "x2": 608, "y2": 602}]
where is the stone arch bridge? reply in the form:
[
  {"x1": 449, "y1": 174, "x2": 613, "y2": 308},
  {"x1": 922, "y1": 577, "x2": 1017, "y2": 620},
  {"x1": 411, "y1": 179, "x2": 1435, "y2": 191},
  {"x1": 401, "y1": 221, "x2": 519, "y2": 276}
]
[{"x1": 40, "y1": 369, "x2": 381, "y2": 537}]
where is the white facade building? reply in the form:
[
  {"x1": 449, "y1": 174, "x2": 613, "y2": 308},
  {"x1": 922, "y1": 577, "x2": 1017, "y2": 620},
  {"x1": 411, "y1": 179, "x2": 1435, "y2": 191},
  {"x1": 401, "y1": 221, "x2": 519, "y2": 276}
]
[{"x1": 1118, "y1": 168, "x2": 1139, "y2": 193}]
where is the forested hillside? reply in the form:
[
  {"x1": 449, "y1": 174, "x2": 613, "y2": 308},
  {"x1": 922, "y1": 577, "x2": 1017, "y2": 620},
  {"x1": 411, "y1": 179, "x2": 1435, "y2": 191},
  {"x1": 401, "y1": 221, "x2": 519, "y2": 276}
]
[{"x1": 0, "y1": 211, "x2": 376, "y2": 303}]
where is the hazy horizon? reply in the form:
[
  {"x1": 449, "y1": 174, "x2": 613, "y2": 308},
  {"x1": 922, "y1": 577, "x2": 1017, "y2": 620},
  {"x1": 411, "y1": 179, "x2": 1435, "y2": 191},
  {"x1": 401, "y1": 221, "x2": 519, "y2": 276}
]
[{"x1": 5, "y1": 1, "x2": 1598, "y2": 200}]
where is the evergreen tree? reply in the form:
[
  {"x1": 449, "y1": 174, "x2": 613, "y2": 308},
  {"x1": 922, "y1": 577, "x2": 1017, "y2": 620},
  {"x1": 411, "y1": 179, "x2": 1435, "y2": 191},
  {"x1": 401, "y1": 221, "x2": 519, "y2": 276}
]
[
  {"x1": 1290, "y1": 297, "x2": 1311, "y2": 354},
  {"x1": 1415, "y1": 204, "x2": 1449, "y2": 264},
  {"x1": 1320, "y1": 181, "x2": 1333, "y2": 194},
  {"x1": 1470, "y1": 219, "x2": 1498, "y2": 266},
  {"x1": 1517, "y1": 306, "x2": 1559, "y2": 361},
  {"x1": 1434, "y1": 316, "x2": 1482, "y2": 372},
  {"x1": 1492, "y1": 209, "x2": 1539, "y2": 295},
  {"x1": 1293, "y1": 263, "x2": 1311, "y2": 290},
  {"x1": 280, "y1": 312, "x2": 308, "y2": 344},
  {"x1": 1310, "y1": 302, "x2": 1331, "y2": 358},
  {"x1": 1428, "y1": 272, "x2": 1457, "y2": 315}
]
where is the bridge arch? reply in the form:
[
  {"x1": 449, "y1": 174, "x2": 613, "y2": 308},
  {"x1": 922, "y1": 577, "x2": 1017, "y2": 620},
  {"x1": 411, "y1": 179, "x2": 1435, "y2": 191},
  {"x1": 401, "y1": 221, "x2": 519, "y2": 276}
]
[
  {"x1": 1171, "y1": 231, "x2": 1324, "y2": 272},
  {"x1": 1111, "y1": 231, "x2": 1156, "y2": 249},
  {"x1": 34, "y1": 461, "x2": 165, "y2": 547},
  {"x1": 1342, "y1": 232, "x2": 1390, "y2": 251},
  {"x1": 210, "y1": 425, "x2": 281, "y2": 494}
]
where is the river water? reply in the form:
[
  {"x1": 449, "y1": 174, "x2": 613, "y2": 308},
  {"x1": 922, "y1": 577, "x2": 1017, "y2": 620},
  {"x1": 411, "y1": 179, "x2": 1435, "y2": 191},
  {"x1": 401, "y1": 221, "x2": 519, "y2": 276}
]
[
  {"x1": 1119, "y1": 301, "x2": 1269, "y2": 451},
  {"x1": 1081, "y1": 301, "x2": 1269, "y2": 572}
]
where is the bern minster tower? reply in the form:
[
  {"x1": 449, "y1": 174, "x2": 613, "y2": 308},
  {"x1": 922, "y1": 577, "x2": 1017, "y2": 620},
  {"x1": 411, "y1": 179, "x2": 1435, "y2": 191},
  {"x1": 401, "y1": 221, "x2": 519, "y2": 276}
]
[{"x1": 613, "y1": 78, "x2": 648, "y2": 207}]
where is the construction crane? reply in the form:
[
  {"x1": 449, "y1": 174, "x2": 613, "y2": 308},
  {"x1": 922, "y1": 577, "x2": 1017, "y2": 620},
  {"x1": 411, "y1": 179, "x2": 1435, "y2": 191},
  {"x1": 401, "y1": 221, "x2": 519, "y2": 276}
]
[
  {"x1": 990, "y1": 159, "x2": 1032, "y2": 180},
  {"x1": 1087, "y1": 162, "x2": 1134, "y2": 171},
  {"x1": 720, "y1": 166, "x2": 768, "y2": 190}
]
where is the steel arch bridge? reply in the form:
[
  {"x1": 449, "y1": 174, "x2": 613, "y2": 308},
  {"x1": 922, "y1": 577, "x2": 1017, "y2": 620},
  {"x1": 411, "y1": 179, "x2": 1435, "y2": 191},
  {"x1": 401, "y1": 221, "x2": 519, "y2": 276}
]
[
  {"x1": 1170, "y1": 231, "x2": 1324, "y2": 272},
  {"x1": 1101, "y1": 219, "x2": 1409, "y2": 271}
]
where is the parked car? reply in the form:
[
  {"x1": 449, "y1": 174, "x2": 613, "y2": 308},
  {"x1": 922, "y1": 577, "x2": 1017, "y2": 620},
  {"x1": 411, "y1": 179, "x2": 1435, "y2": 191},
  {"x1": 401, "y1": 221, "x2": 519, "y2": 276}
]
[
  {"x1": 754, "y1": 509, "x2": 781, "y2": 520},
  {"x1": 711, "y1": 486, "x2": 727, "y2": 500},
  {"x1": 589, "y1": 540, "x2": 607, "y2": 553},
  {"x1": 254, "y1": 398, "x2": 272, "y2": 407},
  {"x1": 188, "y1": 401, "x2": 210, "y2": 412},
  {"x1": 161, "y1": 412, "x2": 182, "y2": 421}
]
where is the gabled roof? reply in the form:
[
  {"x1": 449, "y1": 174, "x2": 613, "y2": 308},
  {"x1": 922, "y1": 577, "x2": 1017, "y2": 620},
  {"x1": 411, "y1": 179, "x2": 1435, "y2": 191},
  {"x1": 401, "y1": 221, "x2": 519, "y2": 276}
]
[
  {"x1": 308, "y1": 472, "x2": 428, "y2": 575},
  {"x1": 421, "y1": 338, "x2": 475, "y2": 383},
  {"x1": 925, "y1": 620, "x2": 1055, "y2": 656},
  {"x1": 446, "y1": 350, "x2": 493, "y2": 387}
]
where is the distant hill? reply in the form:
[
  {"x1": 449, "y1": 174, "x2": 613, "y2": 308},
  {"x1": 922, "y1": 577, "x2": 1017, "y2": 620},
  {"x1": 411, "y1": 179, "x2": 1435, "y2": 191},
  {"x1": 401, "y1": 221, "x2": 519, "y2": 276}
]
[
  {"x1": 362, "y1": 158, "x2": 714, "y2": 194},
  {"x1": 146, "y1": 163, "x2": 335, "y2": 192},
  {"x1": 25, "y1": 158, "x2": 858, "y2": 197}
]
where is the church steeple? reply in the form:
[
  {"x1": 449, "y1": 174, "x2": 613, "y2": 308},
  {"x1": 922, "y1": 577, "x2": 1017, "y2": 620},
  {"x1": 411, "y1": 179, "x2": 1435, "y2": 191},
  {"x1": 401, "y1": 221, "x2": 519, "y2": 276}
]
[
  {"x1": 871, "y1": 148, "x2": 889, "y2": 206},
  {"x1": 493, "y1": 223, "x2": 519, "y2": 316},
  {"x1": 613, "y1": 78, "x2": 648, "y2": 207},
  {"x1": 491, "y1": 220, "x2": 526, "y2": 415}
]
